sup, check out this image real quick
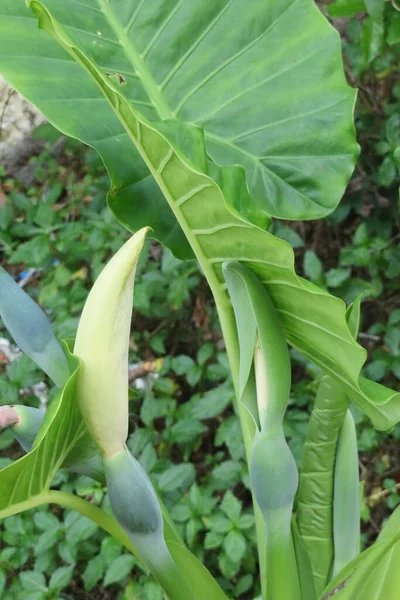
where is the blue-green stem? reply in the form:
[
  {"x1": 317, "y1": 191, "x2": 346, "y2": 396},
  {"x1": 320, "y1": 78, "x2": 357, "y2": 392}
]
[
  {"x1": 0, "y1": 490, "x2": 137, "y2": 554},
  {"x1": 104, "y1": 447, "x2": 195, "y2": 600},
  {"x1": 266, "y1": 509, "x2": 301, "y2": 600},
  {"x1": 216, "y1": 303, "x2": 267, "y2": 598}
]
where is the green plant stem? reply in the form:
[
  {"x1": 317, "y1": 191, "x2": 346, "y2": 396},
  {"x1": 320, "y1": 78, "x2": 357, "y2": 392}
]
[
  {"x1": 135, "y1": 538, "x2": 196, "y2": 600},
  {"x1": 217, "y1": 305, "x2": 267, "y2": 599},
  {"x1": 265, "y1": 510, "x2": 301, "y2": 600},
  {"x1": 128, "y1": 130, "x2": 268, "y2": 598},
  {"x1": 0, "y1": 490, "x2": 137, "y2": 554}
]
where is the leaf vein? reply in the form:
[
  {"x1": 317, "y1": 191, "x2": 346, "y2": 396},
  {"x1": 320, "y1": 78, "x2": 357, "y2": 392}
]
[
  {"x1": 277, "y1": 309, "x2": 356, "y2": 347},
  {"x1": 69, "y1": 0, "x2": 103, "y2": 14},
  {"x1": 175, "y1": 183, "x2": 214, "y2": 206},
  {"x1": 124, "y1": 0, "x2": 146, "y2": 35},
  {"x1": 196, "y1": 45, "x2": 323, "y2": 124},
  {"x1": 160, "y1": 0, "x2": 236, "y2": 91},
  {"x1": 156, "y1": 147, "x2": 175, "y2": 174},
  {"x1": 229, "y1": 97, "x2": 350, "y2": 142},
  {"x1": 192, "y1": 223, "x2": 253, "y2": 235},
  {"x1": 175, "y1": 0, "x2": 301, "y2": 116},
  {"x1": 141, "y1": 0, "x2": 186, "y2": 60}
]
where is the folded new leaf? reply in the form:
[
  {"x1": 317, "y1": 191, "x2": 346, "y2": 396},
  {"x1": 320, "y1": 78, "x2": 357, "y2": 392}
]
[
  {"x1": 0, "y1": 267, "x2": 70, "y2": 387},
  {"x1": 223, "y1": 261, "x2": 300, "y2": 600}
]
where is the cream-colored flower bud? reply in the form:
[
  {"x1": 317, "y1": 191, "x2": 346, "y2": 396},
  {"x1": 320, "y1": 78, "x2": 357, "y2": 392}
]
[{"x1": 74, "y1": 228, "x2": 148, "y2": 457}]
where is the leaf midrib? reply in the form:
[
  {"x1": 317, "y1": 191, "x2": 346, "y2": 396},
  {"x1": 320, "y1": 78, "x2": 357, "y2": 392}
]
[{"x1": 97, "y1": 0, "x2": 174, "y2": 120}]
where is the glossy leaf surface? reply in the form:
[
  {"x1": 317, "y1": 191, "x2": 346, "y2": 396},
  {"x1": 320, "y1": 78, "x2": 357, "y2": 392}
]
[
  {"x1": 320, "y1": 513, "x2": 400, "y2": 599},
  {"x1": 0, "y1": 1, "x2": 398, "y2": 429},
  {"x1": 0, "y1": 0, "x2": 358, "y2": 223},
  {"x1": 297, "y1": 376, "x2": 349, "y2": 595}
]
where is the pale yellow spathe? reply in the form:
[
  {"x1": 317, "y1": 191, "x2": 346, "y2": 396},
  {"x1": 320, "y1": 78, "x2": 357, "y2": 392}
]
[{"x1": 74, "y1": 228, "x2": 148, "y2": 457}]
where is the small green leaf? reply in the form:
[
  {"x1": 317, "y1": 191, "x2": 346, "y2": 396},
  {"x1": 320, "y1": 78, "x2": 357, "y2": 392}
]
[
  {"x1": 218, "y1": 552, "x2": 240, "y2": 579},
  {"x1": 211, "y1": 461, "x2": 243, "y2": 489},
  {"x1": 58, "y1": 540, "x2": 77, "y2": 565},
  {"x1": 223, "y1": 530, "x2": 247, "y2": 563},
  {"x1": 326, "y1": 268, "x2": 351, "y2": 288},
  {"x1": 205, "y1": 515, "x2": 232, "y2": 534},
  {"x1": 197, "y1": 343, "x2": 214, "y2": 366},
  {"x1": 191, "y1": 385, "x2": 232, "y2": 419},
  {"x1": 33, "y1": 511, "x2": 60, "y2": 532},
  {"x1": 49, "y1": 565, "x2": 74, "y2": 591},
  {"x1": 221, "y1": 491, "x2": 242, "y2": 522},
  {"x1": 274, "y1": 226, "x2": 304, "y2": 249},
  {"x1": 166, "y1": 420, "x2": 207, "y2": 444},
  {"x1": 172, "y1": 355, "x2": 196, "y2": 376},
  {"x1": 24, "y1": 593, "x2": 46, "y2": 600},
  {"x1": 9, "y1": 235, "x2": 51, "y2": 266},
  {"x1": 327, "y1": 0, "x2": 365, "y2": 17},
  {"x1": 364, "y1": 0, "x2": 384, "y2": 22},
  {"x1": 103, "y1": 555, "x2": 135, "y2": 587},
  {"x1": 303, "y1": 250, "x2": 323, "y2": 282},
  {"x1": 19, "y1": 571, "x2": 47, "y2": 593},
  {"x1": 387, "y1": 12, "x2": 400, "y2": 45},
  {"x1": 0, "y1": 570, "x2": 5, "y2": 597},
  {"x1": 238, "y1": 514, "x2": 255, "y2": 531},
  {"x1": 65, "y1": 514, "x2": 98, "y2": 545},
  {"x1": 235, "y1": 574, "x2": 253, "y2": 595},
  {"x1": 100, "y1": 537, "x2": 123, "y2": 562},
  {"x1": 35, "y1": 529, "x2": 61, "y2": 555},
  {"x1": 204, "y1": 530, "x2": 224, "y2": 549},
  {"x1": 83, "y1": 555, "x2": 105, "y2": 591},
  {"x1": 158, "y1": 464, "x2": 196, "y2": 493}
]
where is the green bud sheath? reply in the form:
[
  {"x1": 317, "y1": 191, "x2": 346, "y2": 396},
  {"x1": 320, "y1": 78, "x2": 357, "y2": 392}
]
[
  {"x1": 104, "y1": 448, "x2": 163, "y2": 541},
  {"x1": 74, "y1": 229, "x2": 149, "y2": 458},
  {"x1": 5, "y1": 405, "x2": 105, "y2": 483},
  {"x1": 332, "y1": 409, "x2": 360, "y2": 578},
  {"x1": 104, "y1": 447, "x2": 195, "y2": 600},
  {"x1": 0, "y1": 267, "x2": 70, "y2": 387},
  {"x1": 12, "y1": 405, "x2": 45, "y2": 452},
  {"x1": 251, "y1": 431, "x2": 300, "y2": 600}
]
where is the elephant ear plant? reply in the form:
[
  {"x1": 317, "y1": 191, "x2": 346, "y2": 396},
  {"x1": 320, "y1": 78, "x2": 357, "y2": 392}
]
[{"x1": 0, "y1": 0, "x2": 400, "y2": 598}]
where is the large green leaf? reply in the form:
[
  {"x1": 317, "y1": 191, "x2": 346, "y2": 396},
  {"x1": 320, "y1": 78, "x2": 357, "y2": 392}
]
[
  {"x1": 0, "y1": 0, "x2": 357, "y2": 230},
  {"x1": 1, "y1": 0, "x2": 398, "y2": 430},
  {"x1": 0, "y1": 0, "x2": 191, "y2": 258},
  {"x1": 320, "y1": 508, "x2": 400, "y2": 599},
  {"x1": 0, "y1": 353, "x2": 88, "y2": 516}
]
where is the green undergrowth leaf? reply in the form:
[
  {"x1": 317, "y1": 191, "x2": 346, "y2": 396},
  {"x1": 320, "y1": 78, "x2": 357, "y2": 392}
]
[{"x1": 0, "y1": 0, "x2": 398, "y2": 429}]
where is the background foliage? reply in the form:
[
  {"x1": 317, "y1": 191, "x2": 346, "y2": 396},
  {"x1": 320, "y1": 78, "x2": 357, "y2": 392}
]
[{"x1": 0, "y1": 2, "x2": 399, "y2": 598}]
